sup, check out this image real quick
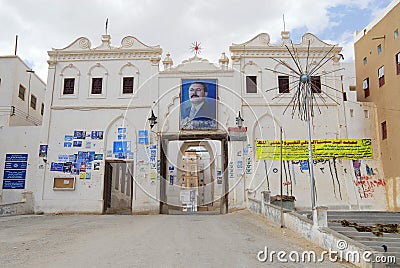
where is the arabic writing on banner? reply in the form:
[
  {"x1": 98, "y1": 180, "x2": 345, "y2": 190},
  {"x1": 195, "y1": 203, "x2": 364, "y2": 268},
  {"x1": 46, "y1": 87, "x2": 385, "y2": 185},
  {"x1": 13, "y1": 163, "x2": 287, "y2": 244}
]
[{"x1": 255, "y1": 139, "x2": 373, "y2": 160}]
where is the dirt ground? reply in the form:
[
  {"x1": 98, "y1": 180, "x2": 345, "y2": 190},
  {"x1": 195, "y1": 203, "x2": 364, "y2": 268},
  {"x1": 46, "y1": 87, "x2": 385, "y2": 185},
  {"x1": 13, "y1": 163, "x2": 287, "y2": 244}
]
[{"x1": 0, "y1": 210, "x2": 354, "y2": 267}]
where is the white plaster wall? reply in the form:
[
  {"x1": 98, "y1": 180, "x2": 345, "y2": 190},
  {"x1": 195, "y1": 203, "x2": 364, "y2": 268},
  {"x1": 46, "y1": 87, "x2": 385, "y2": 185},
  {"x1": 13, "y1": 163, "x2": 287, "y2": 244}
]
[
  {"x1": 0, "y1": 56, "x2": 46, "y2": 127},
  {"x1": 0, "y1": 126, "x2": 40, "y2": 204}
]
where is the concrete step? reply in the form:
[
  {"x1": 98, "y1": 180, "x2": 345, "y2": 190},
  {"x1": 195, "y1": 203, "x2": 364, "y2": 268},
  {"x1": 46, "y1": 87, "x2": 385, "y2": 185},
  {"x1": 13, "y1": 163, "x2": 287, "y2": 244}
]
[{"x1": 333, "y1": 230, "x2": 400, "y2": 238}]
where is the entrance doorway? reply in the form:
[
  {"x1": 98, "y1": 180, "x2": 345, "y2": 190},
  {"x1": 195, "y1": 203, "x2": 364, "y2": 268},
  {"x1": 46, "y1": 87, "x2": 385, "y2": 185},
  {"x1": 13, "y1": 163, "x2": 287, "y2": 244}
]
[
  {"x1": 103, "y1": 161, "x2": 134, "y2": 214},
  {"x1": 159, "y1": 133, "x2": 228, "y2": 214}
]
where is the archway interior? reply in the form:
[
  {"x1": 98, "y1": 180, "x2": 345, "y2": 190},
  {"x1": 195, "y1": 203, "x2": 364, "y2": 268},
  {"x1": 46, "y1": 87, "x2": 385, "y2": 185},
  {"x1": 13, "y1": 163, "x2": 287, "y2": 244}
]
[{"x1": 166, "y1": 140, "x2": 221, "y2": 212}]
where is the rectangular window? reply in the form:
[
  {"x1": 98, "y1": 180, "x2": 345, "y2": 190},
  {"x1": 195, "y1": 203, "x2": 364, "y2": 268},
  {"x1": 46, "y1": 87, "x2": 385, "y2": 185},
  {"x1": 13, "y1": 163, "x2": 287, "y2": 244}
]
[
  {"x1": 311, "y1": 76, "x2": 321, "y2": 93},
  {"x1": 63, "y1": 78, "x2": 75, "y2": 95},
  {"x1": 378, "y1": 66, "x2": 385, "y2": 87},
  {"x1": 396, "y1": 53, "x2": 400, "y2": 75},
  {"x1": 122, "y1": 77, "x2": 134, "y2": 94},
  {"x1": 343, "y1": 92, "x2": 347, "y2": 101},
  {"x1": 395, "y1": 29, "x2": 399, "y2": 39},
  {"x1": 30, "y1": 94, "x2": 37, "y2": 110},
  {"x1": 278, "y1": 76, "x2": 290, "y2": 93},
  {"x1": 364, "y1": 110, "x2": 369, "y2": 119},
  {"x1": 377, "y1": 44, "x2": 382, "y2": 54},
  {"x1": 91, "y1": 78, "x2": 103, "y2": 94},
  {"x1": 41, "y1": 103, "x2": 45, "y2": 116},
  {"x1": 363, "y1": 57, "x2": 368, "y2": 65},
  {"x1": 246, "y1": 76, "x2": 257, "y2": 93},
  {"x1": 363, "y1": 78, "x2": 370, "y2": 97},
  {"x1": 381, "y1": 121, "x2": 387, "y2": 140},
  {"x1": 18, "y1": 84, "x2": 26, "y2": 100}
]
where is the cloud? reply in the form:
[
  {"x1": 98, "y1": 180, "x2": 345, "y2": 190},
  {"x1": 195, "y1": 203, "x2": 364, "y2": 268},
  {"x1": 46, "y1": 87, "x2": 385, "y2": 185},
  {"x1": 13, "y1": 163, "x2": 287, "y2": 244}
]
[{"x1": 0, "y1": 0, "x2": 392, "y2": 81}]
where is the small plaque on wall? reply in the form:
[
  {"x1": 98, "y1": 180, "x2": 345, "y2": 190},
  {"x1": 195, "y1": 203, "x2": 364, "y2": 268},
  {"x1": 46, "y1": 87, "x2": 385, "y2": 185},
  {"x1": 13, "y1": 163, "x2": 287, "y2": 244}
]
[{"x1": 53, "y1": 177, "x2": 75, "y2": 190}]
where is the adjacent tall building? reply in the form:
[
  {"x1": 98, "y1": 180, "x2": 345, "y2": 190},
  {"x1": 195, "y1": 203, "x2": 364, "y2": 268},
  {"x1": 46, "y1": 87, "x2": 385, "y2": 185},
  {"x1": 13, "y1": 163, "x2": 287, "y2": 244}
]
[
  {"x1": 354, "y1": 0, "x2": 400, "y2": 210},
  {"x1": 0, "y1": 56, "x2": 46, "y2": 127}
]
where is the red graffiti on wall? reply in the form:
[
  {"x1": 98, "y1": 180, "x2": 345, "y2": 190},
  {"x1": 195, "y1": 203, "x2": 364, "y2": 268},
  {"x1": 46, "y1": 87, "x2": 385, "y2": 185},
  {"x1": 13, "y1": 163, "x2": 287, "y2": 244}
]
[
  {"x1": 353, "y1": 175, "x2": 386, "y2": 198},
  {"x1": 283, "y1": 181, "x2": 292, "y2": 186}
]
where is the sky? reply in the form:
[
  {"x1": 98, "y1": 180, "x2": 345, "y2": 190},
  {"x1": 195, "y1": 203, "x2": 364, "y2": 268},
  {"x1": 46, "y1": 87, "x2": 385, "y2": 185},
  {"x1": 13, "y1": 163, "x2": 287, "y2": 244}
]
[{"x1": 0, "y1": 0, "x2": 393, "y2": 82}]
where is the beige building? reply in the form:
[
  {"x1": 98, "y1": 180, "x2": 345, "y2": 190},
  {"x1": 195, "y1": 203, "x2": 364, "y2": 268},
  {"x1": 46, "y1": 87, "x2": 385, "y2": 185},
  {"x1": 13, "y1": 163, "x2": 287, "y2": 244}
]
[{"x1": 354, "y1": 0, "x2": 400, "y2": 210}]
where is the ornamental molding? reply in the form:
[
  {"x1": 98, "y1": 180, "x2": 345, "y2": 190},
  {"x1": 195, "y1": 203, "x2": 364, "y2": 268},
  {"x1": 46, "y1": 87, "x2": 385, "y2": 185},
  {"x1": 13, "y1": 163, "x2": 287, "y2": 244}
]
[
  {"x1": 48, "y1": 35, "x2": 162, "y2": 63},
  {"x1": 230, "y1": 32, "x2": 341, "y2": 57}
]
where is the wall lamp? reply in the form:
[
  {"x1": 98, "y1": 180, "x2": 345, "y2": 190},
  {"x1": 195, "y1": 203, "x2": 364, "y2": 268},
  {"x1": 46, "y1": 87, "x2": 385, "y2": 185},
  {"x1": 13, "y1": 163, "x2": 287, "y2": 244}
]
[
  {"x1": 236, "y1": 111, "x2": 244, "y2": 128},
  {"x1": 148, "y1": 109, "x2": 157, "y2": 129}
]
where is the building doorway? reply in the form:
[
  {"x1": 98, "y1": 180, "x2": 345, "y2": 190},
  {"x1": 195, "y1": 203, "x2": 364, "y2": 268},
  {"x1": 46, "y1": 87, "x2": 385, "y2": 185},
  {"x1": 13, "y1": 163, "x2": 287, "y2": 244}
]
[
  {"x1": 159, "y1": 133, "x2": 228, "y2": 214},
  {"x1": 103, "y1": 161, "x2": 134, "y2": 214}
]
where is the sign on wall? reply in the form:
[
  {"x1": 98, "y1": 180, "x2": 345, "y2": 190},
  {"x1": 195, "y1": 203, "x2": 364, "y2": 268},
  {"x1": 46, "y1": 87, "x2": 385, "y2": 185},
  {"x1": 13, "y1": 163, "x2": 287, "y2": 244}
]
[
  {"x1": 2, "y1": 153, "x2": 28, "y2": 189},
  {"x1": 256, "y1": 139, "x2": 373, "y2": 160}
]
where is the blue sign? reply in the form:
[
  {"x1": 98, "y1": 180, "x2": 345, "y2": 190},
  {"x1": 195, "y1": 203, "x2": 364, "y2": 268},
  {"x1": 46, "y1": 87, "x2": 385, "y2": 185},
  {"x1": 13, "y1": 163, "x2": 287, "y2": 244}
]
[
  {"x1": 5, "y1": 162, "x2": 27, "y2": 170},
  {"x1": 2, "y1": 180, "x2": 25, "y2": 189},
  {"x1": 50, "y1": 162, "x2": 64, "y2": 172},
  {"x1": 4, "y1": 170, "x2": 26, "y2": 179},
  {"x1": 138, "y1": 137, "x2": 149, "y2": 145},
  {"x1": 6, "y1": 154, "x2": 28, "y2": 162},
  {"x1": 301, "y1": 161, "x2": 309, "y2": 171},
  {"x1": 138, "y1": 130, "x2": 148, "y2": 137},
  {"x1": 113, "y1": 141, "x2": 130, "y2": 154}
]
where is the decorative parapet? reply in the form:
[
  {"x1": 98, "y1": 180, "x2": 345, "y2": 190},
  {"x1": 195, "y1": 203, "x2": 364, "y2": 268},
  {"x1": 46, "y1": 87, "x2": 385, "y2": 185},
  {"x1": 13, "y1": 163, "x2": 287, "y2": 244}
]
[
  {"x1": 47, "y1": 35, "x2": 162, "y2": 63},
  {"x1": 230, "y1": 32, "x2": 342, "y2": 59}
]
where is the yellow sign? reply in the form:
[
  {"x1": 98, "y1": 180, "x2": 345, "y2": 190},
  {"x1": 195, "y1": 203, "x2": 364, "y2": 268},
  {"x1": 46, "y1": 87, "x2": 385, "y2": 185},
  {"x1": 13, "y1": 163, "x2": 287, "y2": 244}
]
[{"x1": 256, "y1": 139, "x2": 373, "y2": 160}]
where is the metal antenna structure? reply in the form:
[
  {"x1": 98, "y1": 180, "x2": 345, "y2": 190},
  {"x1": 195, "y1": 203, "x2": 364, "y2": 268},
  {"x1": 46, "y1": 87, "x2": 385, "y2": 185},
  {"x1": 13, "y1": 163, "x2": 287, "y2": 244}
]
[{"x1": 265, "y1": 39, "x2": 343, "y2": 209}]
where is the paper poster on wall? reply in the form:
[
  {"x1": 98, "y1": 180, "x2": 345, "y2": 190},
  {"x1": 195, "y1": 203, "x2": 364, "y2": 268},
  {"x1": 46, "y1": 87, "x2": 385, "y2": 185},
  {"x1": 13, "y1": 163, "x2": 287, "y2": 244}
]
[
  {"x1": 237, "y1": 160, "x2": 243, "y2": 169},
  {"x1": 50, "y1": 162, "x2": 64, "y2": 172},
  {"x1": 91, "y1": 131, "x2": 104, "y2": 140},
  {"x1": 94, "y1": 162, "x2": 101, "y2": 170},
  {"x1": 58, "y1": 155, "x2": 69, "y2": 163},
  {"x1": 118, "y1": 134, "x2": 126, "y2": 140},
  {"x1": 118, "y1": 128, "x2": 126, "y2": 134},
  {"x1": 138, "y1": 130, "x2": 148, "y2": 137},
  {"x1": 64, "y1": 135, "x2": 73, "y2": 141},
  {"x1": 63, "y1": 162, "x2": 72, "y2": 173},
  {"x1": 127, "y1": 152, "x2": 134, "y2": 160},
  {"x1": 3, "y1": 153, "x2": 28, "y2": 189},
  {"x1": 138, "y1": 137, "x2": 149, "y2": 145},
  {"x1": 74, "y1": 131, "x2": 86, "y2": 139},
  {"x1": 79, "y1": 172, "x2": 86, "y2": 179},
  {"x1": 64, "y1": 142, "x2": 72, "y2": 147},
  {"x1": 73, "y1": 141, "x2": 82, "y2": 147},
  {"x1": 86, "y1": 162, "x2": 92, "y2": 170},
  {"x1": 94, "y1": 154, "x2": 103, "y2": 160},
  {"x1": 300, "y1": 160, "x2": 309, "y2": 171},
  {"x1": 85, "y1": 141, "x2": 92, "y2": 149},
  {"x1": 86, "y1": 172, "x2": 91, "y2": 179},
  {"x1": 39, "y1": 145, "x2": 48, "y2": 157}
]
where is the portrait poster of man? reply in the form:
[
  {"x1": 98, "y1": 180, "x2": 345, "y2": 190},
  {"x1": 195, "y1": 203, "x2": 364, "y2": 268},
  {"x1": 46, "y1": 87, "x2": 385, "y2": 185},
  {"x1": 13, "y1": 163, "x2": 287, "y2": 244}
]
[{"x1": 180, "y1": 79, "x2": 217, "y2": 130}]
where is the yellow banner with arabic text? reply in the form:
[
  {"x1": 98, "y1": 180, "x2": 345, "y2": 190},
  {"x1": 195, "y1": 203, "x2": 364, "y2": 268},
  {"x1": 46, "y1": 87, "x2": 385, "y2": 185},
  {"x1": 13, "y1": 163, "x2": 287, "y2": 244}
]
[{"x1": 255, "y1": 139, "x2": 373, "y2": 160}]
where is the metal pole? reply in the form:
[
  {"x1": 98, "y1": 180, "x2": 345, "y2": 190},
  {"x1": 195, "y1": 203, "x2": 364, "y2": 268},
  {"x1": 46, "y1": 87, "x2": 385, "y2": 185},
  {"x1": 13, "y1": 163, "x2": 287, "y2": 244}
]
[
  {"x1": 305, "y1": 85, "x2": 316, "y2": 209},
  {"x1": 280, "y1": 126, "x2": 284, "y2": 228}
]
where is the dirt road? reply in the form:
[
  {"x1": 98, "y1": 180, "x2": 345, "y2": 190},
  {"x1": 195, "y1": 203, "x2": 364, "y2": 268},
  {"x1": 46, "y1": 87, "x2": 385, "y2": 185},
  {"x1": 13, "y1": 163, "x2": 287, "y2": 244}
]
[{"x1": 0, "y1": 210, "x2": 352, "y2": 267}]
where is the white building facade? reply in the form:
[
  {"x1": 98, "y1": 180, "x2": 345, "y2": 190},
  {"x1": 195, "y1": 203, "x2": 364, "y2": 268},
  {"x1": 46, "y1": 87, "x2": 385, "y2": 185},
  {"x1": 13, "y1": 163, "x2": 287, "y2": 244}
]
[
  {"x1": 1, "y1": 32, "x2": 388, "y2": 214},
  {"x1": 0, "y1": 56, "x2": 46, "y2": 127}
]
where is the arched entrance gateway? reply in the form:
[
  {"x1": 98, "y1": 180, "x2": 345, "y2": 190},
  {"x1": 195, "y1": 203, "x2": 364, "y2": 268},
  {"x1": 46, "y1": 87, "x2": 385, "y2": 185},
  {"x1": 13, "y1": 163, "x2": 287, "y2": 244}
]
[{"x1": 159, "y1": 133, "x2": 229, "y2": 214}]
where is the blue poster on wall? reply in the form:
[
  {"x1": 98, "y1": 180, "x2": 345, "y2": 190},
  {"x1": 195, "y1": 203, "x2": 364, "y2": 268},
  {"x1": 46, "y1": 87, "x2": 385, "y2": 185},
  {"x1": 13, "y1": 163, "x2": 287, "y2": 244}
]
[
  {"x1": 3, "y1": 153, "x2": 28, "y2": 189},
  {"x1": 2, "y1": 180, "x2": 25, "y2": 189},
  {"x1": 5, "y1": 154, "x2": 28, "y2": 162}
]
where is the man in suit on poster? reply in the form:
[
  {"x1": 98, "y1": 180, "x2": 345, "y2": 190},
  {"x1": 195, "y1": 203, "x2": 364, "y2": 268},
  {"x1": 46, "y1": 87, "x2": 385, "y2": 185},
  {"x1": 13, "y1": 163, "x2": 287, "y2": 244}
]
[{"x1": 181, "y1": 81, "x2": 216, "y2": 129}]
